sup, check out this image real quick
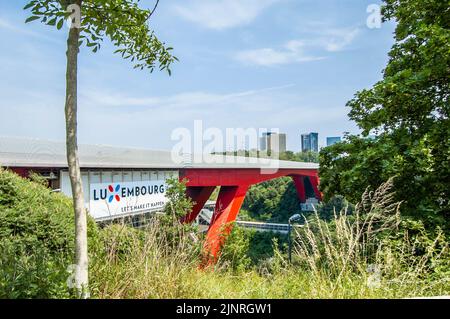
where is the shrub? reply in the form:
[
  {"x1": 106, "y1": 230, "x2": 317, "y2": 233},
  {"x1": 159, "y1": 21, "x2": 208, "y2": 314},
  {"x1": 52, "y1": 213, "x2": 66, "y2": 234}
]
[
  {"x1": 0, "y1": 168, "x2": 99, "y2": 298},
  {"x1": 219, "y1": 226, "x2": 287, "y2": 269}
]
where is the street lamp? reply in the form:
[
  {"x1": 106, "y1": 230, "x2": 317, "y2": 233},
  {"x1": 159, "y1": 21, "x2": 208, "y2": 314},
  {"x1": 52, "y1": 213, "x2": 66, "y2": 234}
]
[{"x1": 288, "y1": 214, "x2": 302, "y2": 264}]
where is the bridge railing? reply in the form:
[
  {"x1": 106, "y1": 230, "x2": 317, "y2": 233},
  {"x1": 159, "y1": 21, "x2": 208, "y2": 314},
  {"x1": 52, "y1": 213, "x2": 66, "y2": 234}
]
[
  {"x1": 236, "y1": 220, "x2": 303, "y2": 234},
  {"x1": 196, "y1": 209, "x2": 303, "y2": 234}
]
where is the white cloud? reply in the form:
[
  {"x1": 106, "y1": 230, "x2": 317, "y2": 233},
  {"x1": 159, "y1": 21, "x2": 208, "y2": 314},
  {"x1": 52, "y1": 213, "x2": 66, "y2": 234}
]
[
  {"x1": 318, "y1": 28, "x2": 360, "y2": 52},
  {"x1": 235, "y1": 40, "x2": 324, "y2": 66},
  {"x1": 80, "y1": 84, "x2": 295, "y2": 110},
  {"x1": 172, "y1": 0, "x2": 278, "y2": 30},
  {"x1": 77, "y1": 84, "x2": 347, "y2": 130},
  {"x1": 235, "y1": 27, "x2": 360, "y2": 66},
  {"x1": 0, "y1": 18, "x2": 26, "y2": 33}
]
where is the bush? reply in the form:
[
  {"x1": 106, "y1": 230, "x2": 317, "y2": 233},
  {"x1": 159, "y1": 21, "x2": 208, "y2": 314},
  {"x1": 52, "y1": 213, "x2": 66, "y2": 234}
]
[
  {"x1": 218, "y1": 226, "x2": 287, "y2": 271},
  {"x1": 0, "y1": 168, "x2": 99, "y2": 298}
]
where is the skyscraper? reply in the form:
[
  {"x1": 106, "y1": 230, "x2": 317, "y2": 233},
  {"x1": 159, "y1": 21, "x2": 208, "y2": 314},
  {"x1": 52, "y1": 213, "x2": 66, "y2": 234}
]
[
  {"x1": 260, "y1": 132, "x2": 287, "y2": 153},
  {"x1": 326, "y1": 136, "x2": 341, "y2": 146},
  {"x1": 301, "y1": 132, "x2": 319, "y2": 152}
]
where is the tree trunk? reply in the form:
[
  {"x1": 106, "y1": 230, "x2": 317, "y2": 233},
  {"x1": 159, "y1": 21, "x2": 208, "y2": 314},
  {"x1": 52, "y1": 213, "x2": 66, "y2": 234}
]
[{"x1": 65, "y1": 0, "x2": 88, "y2": 298}]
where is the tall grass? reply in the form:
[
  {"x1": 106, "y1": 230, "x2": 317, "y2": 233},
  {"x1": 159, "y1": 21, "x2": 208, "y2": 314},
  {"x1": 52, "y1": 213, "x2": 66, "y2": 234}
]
[
  {"x1": 292, "y1": 179, "x2": 449, "y2": 297},
  {"x1": 89, "y1": 180, "x2": 450, "y2": 299}
]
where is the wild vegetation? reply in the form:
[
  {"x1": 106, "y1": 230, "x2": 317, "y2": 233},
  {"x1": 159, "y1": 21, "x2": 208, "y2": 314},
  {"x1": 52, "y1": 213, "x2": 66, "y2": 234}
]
[
  {"x1": 1, "y1": 169, "x2": 448, "y2": 299},
  {"x1": 0, "y1": 168, "x2": 99, "y2": 298},
  {"x1": 241, "y1": 176, "x2": 349, "y2": 224}
]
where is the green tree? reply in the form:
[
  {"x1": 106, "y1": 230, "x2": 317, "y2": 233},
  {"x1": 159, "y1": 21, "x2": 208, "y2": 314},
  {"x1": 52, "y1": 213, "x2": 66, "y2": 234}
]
[
  {"x1": 243, "y1": 177, "x2": 304, "y2": 223},
  {"x1": 24, "y1": 0, "x2": 177, "y2": 297},
  {"x1": 163, "y1": 178, "x2": 194, "y2": 222},
  {"x1": 279, "y1": 151, "x2": 319, "y2": 163},
  {"x1": 319, "y1": 0, "x2": 449, "y2": 230}
]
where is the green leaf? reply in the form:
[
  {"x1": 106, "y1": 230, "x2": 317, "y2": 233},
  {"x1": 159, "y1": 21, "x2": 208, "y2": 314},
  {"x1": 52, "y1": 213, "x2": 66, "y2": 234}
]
[
  {"x1": 56, "y1": 18, "x2": 64, "y2": 30},
  {"x1": 47, "y1": 17, "x2": 57, "y2": 26},
  {"x1": 25, "y1": 16, "x2": 40, "y2": 23},
  {"x1": 23, "y1": 2, "x2": 35, "y2": 10}
]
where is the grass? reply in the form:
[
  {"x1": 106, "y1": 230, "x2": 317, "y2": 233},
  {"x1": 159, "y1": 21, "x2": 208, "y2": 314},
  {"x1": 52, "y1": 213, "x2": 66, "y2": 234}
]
[{"x1": 89, "y1": 180, "x2": 450, "y2": 299}]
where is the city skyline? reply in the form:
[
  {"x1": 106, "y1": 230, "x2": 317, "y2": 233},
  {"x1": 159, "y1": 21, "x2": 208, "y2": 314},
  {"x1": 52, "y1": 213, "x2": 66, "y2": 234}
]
[{"x1": 258, "y1": 131, "x2": 342, "y2": 153}]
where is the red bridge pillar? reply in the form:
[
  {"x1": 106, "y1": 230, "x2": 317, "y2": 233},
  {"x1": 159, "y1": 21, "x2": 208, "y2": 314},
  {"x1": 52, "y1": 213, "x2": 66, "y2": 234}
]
[
  {"x1": 291, "y1": 175, "x2": 306, "y2": 203},
  {"x1": 182, "y1": 186, "x2": 216, "y2": 223},
  {"x1": 203, "y1": 185, "x2": 248, "y2": 265},
  {"x1": 309, "y1": 173, "x2": 322, "y2": 201},
  {"x1": 179, "y1": 168, "x2": 321, "y2": 266}
]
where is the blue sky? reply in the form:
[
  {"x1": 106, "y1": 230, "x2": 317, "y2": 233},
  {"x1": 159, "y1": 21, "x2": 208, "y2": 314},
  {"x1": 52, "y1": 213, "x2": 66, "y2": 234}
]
[{"x1": 0, "y1": 0, "x2": 395, "y2": 151}]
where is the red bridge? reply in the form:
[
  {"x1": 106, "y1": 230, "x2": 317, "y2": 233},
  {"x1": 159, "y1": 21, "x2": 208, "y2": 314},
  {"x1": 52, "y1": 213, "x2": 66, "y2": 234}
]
[
  {"x1": 0, "y1": 137, "x2": 321, "y2": 264},
  {"x1": 179, "y1": 164, "x2": 321, "y2": 264}
]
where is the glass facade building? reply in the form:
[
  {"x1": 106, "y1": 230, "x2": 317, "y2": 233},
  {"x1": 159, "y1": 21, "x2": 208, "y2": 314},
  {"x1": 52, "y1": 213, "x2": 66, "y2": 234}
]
[
  {"x1": 260, "y1": 132, "x2": 287, "y2": 153},
  {"x1": 301, "y1": 132, "x2": 319, "y2": 152},
  {"x1": 326, "y1": 136, "x2": 341, "y2": 146}
]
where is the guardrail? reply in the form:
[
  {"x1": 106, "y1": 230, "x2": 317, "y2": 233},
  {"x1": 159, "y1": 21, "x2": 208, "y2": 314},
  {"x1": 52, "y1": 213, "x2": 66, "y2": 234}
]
[
  {"x1": 197, "y1": 208, "x2": 303, "y2": 234},
  {"x1": 236, "y1": 220, "x2": 303, "y2": 233}
]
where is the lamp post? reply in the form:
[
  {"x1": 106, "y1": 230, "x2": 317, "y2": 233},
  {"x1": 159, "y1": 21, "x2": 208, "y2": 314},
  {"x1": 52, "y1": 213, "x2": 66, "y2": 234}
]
[{"x1": 288, "y1": 214, "x2": 302, "y2": 264}]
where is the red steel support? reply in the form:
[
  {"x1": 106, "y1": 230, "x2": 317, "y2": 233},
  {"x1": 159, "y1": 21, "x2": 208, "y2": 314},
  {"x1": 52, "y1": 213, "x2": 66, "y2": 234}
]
[
  {"x1": 203, "y1": 185, "x2": 248, "y2": 265},
  {"x1": 182, "y1": 186, "x2": 216, "y2": 223},
  {"x1": 291, "y1": 175, "x2": 306, "y2": 203},
  {"x1": 309, "y1": 174, "x2": 322, "y2": 201}
]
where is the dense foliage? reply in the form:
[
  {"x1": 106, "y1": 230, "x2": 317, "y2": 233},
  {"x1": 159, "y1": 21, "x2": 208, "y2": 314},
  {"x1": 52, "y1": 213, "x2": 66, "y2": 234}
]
[
  {"x1": 319, "y1": 0, "x2": 450, "y2": 231},
  {"x1": 91, "y1": 180, "x2": 449, "y2": 298},
  {"x1": 242, "y1": 176, "x2": 344, "y2": 223},
  {"x1": 0, "y1": 169, "x2": 99, "y2": 298},
  {"x1": 242, "y1": 177, "x2": 302, "y2": 223},
  {"x1": 279, "y1": 151, "x2": 319, "y2": 163},
  {"x1": 220, "y1": 226, "x2": 287, "y2": 271}
]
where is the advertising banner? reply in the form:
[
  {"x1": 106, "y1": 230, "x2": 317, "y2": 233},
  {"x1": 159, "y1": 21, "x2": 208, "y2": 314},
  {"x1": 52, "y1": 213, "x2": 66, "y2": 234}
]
[{"x1": 89, "y1": 180, "x2": 168, "y2": 219}]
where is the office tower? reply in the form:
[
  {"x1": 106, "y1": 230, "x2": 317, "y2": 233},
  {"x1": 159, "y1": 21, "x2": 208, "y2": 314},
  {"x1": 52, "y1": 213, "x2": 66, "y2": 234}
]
[
  {"x1": 326, "y1": 136, "x2": 341, "y2": 146},
  {"x1": 260, "y1": 132, "x2": 287, "y2": 153},
  {"x1": 301, "y1": 132, "x2": 319, "y2": 152}
]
